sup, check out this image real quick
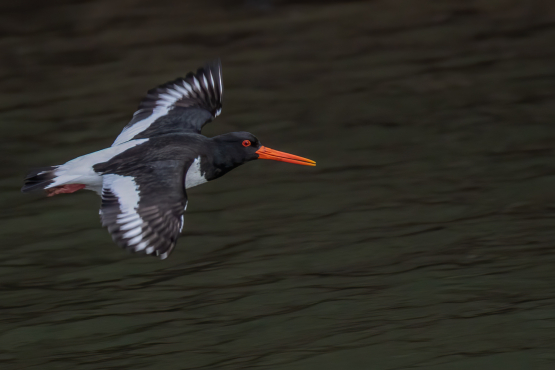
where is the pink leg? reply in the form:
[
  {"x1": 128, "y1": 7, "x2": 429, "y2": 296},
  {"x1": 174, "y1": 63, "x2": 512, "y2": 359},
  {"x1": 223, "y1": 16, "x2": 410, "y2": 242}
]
[{"x1": 46, "y1": 184, "x2": 86, "y2": 197}]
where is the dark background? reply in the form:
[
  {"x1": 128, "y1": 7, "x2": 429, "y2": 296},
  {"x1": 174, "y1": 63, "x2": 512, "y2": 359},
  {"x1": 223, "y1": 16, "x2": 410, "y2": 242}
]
[{"x1": 1, "y1": 0, "x2": 555, "y2": 369}]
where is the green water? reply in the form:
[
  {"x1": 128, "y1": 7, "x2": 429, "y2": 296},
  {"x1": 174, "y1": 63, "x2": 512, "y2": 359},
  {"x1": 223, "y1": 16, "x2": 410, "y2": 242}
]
[{"x1": 1, "y1": 1, "x2": 555, "y2": 369}]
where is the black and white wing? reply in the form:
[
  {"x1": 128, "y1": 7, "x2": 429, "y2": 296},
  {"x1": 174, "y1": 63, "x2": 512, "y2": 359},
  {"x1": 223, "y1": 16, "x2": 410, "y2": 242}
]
[
  {"x1": 99, "y1": 161, "x2": 188, "y2": 259},
  {"x1": 112, "y1": 59, "x2": 223, "y2": 146}
]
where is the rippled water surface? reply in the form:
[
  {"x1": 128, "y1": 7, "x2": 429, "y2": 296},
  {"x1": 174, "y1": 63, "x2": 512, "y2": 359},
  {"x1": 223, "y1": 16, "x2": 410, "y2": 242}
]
[{"x1": 1, "y1": 1, "x2": 555, "y2": 369}]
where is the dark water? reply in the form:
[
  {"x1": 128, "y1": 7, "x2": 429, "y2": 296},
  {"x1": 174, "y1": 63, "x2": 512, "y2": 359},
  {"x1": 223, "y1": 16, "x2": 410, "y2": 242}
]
[{"x1": 2, "y1": 1, "x2": 555, "y2": 369}]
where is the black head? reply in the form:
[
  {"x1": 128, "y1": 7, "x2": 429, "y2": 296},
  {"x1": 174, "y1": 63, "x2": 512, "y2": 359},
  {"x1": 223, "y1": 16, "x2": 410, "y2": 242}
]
[
  {"x1": 212, "y1": 131, "x2": 262, "y2": 165},
  {"x1": 213, "y1": 131, "x2": 316, "y2": 171}
]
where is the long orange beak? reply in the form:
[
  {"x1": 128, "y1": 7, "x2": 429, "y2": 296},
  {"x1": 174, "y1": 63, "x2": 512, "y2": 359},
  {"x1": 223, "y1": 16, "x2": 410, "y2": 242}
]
[{"x1": 256, "y1": 146, "x2": 316, "y2": 166}]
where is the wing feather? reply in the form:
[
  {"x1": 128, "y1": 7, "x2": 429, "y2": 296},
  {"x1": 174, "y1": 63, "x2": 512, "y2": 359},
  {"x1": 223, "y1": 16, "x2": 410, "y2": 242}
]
[
  {"x1": 112, "y1": 59, "x2": 223, "y2": 146},
  {"x1": 99, "y1": 167, "x2": 187, "y2": 260}
]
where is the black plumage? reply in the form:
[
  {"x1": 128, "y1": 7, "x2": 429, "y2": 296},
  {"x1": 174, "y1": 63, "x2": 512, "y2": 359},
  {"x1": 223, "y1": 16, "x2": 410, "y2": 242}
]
[{"x1": 22, "y1": 59, "x2": 315, "y2": 260}]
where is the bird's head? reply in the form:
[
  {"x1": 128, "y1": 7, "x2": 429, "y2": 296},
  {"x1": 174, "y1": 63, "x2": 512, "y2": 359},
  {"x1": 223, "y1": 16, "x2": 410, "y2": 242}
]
[{"x1": 214, "y1": 132, "x2": 316, "y2": 166}]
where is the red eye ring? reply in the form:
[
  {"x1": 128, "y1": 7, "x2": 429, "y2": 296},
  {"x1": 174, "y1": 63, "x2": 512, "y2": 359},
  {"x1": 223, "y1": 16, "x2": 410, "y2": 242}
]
[{"x1": 242, "y1": 140, "x2": 251, "y2": 147}]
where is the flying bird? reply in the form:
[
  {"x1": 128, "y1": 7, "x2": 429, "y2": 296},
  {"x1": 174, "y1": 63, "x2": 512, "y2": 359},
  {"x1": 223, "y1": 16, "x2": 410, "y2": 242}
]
[{"x1": 21, "y1": 60, "x2": 315, "y2": 259}]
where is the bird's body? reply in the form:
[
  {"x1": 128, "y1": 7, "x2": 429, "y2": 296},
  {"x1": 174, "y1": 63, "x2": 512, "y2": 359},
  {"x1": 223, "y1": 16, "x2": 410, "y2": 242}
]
[{"x1": 22, "y1": 60, "x2": 315, "y2": 259}]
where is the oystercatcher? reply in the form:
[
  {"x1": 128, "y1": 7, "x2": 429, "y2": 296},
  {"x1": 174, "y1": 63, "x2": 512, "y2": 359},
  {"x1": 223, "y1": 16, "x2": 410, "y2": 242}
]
[{"x1": 22, "y1": 60, "x2": 315, "y2": 259}]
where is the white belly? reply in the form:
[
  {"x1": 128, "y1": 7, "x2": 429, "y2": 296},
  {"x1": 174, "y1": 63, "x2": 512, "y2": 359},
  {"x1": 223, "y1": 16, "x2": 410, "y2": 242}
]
[{"x1": 185, "y1": 157, "x2": 208, "y2": 189}]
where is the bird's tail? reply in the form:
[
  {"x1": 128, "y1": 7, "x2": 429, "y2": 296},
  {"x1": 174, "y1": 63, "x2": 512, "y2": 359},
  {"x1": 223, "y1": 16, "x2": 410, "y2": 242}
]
[{"x1": 21, "y1": 166, "x2": 59, "y2": 193}]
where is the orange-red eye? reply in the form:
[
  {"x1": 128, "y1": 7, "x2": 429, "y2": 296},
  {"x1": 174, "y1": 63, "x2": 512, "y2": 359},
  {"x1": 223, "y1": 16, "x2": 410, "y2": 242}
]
[{"x1": 242, "y1": 140, "x2": 251, "y2": 147}]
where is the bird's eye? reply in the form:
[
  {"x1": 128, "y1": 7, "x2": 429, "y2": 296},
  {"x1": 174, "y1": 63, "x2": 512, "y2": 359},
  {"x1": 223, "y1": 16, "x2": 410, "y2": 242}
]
[{"x1": 242, "y1": 140, "x2": 251, "y2": 147}]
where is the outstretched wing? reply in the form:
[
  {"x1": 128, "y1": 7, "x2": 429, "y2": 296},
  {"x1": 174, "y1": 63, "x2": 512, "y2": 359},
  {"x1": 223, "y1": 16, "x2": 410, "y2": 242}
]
[
  {"x1": 112, "y1": 59, "x2": 223, "y2": 146},
  {"x1": 99, "y1": 160, "x2": 189, "y2": 259}
]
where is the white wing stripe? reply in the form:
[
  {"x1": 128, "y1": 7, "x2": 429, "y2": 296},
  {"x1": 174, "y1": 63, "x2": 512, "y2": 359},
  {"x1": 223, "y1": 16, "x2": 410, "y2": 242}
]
[
  {"x1": 202, "y1": 75, "x2": 209, "y2": 89},
  {"x1": 174, "y1": 85, "x2": 189, "y2": 96},
  {"x1": 113, "y1": 62, "x2": 223, "y2": 146},
  {"x1": 113, "y1": 110, "x2": 168, "y2": 146},
  {"x1": 193, "y1": 76, "x2": 201, "y2": 90},
  {"x1": 219, "y1": 67, "x2": 223, "y2": 94},
  {"x1": 119, "y1": 218, "x2": 142, "y2": 230},
  {"x1": 106, "y1": 175, "x2": 140, "y2": 210},
  {"x1": 165, "y1": 89, "x2": 182, "y2": 99},
  {"x1": 182, "y1": 81, "x2": 193, "y2": 93},
  {"x1": 103, "y1": 174, "x2": 145, "y2": 245},
  {"x1": 209, "y1": 71, "x2": 216, "y2": 98},
  {"x1": 158, "y1": 94, "x2": 177, "y2": 103},
  {"x1": 128, "y1": 234, "x2": 143, "y2": 245},
  {"x1": 136, "y1": 241, "x2": 148, "y2": 251},
  {"x1": 123, "y1": 227, "x2": 142, "y2": 238},
  {"x1": 117, "y1": 214, "x2": 140, "y2": 223}
]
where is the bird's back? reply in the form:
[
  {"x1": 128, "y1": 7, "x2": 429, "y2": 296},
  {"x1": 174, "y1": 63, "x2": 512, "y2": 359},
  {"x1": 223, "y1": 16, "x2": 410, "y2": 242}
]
[{"x1": 94, "y1": 133, "x2": 212, "y2": 176}]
